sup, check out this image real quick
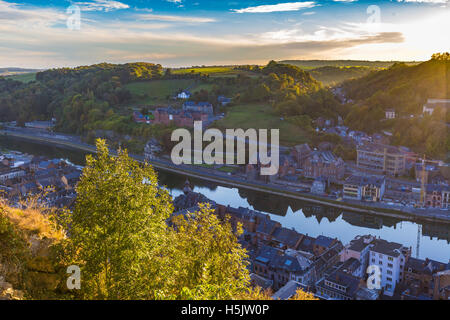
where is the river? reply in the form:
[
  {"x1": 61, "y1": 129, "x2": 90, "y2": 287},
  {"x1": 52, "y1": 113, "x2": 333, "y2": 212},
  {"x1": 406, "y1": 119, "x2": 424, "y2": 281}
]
[{"x1": 1, "y1": 135, "x2": 449, "y2": 262}]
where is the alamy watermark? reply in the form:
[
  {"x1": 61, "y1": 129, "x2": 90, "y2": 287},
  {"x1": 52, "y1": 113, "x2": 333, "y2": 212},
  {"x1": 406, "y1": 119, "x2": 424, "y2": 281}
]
[
  {"x1": 66, "y1": 5, "x2": 81, "y2": 30},
  {"x1": 171, "y1": 121, "x2": 280, "y2": 176},
  {"x1": 67, "y1": 265, "x2": 81, "y2": 290}
]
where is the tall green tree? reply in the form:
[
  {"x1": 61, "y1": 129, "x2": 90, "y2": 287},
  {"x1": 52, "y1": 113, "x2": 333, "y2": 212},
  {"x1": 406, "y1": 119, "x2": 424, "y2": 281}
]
[{"x1": 61, "y1": 139, "x2": 173, "y2": 299}]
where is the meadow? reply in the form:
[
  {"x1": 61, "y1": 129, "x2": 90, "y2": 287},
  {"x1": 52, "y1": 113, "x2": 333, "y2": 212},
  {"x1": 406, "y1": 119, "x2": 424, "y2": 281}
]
[{"x1": 213, "y1": 103, "x2": 311, "y2": 147}]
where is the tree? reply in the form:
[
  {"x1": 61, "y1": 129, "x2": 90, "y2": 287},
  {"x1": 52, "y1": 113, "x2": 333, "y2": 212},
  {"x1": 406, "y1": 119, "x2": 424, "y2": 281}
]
[
  {"x1": 165, "y1": 203, "x2": 251, "y2": 300},
  {"x1": 59, "y1": 139, "x2": 173, "y2": 299}
]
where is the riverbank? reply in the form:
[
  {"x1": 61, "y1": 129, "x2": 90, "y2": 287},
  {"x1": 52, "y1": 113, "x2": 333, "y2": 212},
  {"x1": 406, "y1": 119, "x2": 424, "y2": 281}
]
[{"x1": 2, "y1": 128, "x2": 449, "y2": 225}]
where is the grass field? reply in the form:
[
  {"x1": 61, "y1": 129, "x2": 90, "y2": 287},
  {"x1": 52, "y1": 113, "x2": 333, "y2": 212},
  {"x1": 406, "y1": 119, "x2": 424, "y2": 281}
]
[
  {"x1": 214, "y1": 103, "x2": 311, "y2": 146},
  {"x1": 125, "y1": 79, "x2": 197, "y2": 105},
  {"x1": 4, "y1": 72, "x2": 37, "y2": 83}
]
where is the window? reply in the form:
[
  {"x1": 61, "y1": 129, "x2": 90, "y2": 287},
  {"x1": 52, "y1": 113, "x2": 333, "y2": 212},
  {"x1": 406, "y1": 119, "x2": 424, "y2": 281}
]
[
  {"x1": 388, "y1": 257, "x2": 393, "y2": 262},
  {"x1": 387, "y1": 270, "x2": 392, "y2": 275},
  {"x1": 388, "y1": 263, "x2": 393, "y2": 268},
  {"x1": 387, "y1": 277, "x2": 392, "y2": 282}
]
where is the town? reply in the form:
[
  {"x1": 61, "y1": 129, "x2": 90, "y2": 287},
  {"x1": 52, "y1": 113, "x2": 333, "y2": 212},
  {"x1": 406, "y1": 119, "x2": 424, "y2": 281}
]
[
  {"x1": 0, "y1": 144, "x2": 448, "y2": 300},
  {"x1": 171, "y1": 180, "x2": 450, "y2": 300}
]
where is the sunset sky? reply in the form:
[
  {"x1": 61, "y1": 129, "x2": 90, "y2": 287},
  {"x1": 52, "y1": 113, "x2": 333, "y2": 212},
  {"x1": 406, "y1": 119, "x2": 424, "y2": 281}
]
[{"x1": 0, "y1": 0, "x2": 449, "y2": 68}]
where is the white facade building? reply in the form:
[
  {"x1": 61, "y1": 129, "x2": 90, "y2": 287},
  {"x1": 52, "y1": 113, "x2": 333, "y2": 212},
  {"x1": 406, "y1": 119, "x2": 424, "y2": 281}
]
[{"x1": 368, "y1": 239, "x2": 410, "y2": 296}]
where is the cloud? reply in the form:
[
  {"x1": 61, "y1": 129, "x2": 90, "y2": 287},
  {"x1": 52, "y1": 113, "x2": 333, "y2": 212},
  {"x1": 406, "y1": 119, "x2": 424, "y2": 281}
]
[
  {"x1": 75, "y1": 0, "x2": 130, "y2": 12},
  {"x1": 397, "y1": 0, "x2": 448, "y2": 3},
  {"x1": 232, "y1": 2, "x2": 317, "y2": 13},
  {"x1": 136, "y1": 13, "x2": 216, "y2": 23}
]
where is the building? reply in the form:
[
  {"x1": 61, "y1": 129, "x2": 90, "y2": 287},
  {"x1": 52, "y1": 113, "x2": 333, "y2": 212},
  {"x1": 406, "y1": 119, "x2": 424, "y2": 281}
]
[
  {"x1": 424, "y1": 184, "x2": 450, "y2": 209},
  {"x1": 182, "y1": 101, "x2": 214, "y2": 115},
  {"x1": 422, "y1": 98, "x2": 450, "y2": 115},
  {"x1": 385, "y1": 109, "x2": 396, "y2": 119},
  {"x1": 177, "y1": 90, "x2": 191, "y2": 99},
  {"x1": 340, "y1": 235, "x2": 376, "y2": 278},
  {"x1": 315, "y1": 269, "x2": 363, "y2": 300},
  {"x1": 217, "y1": 95, "x2": 232, "y2": 106},
  {"x1": 302, "y1": 150, "x2": 345, "y2": 181},
  {"x1": 291, "y1": 143, "x2": 312, "y2": 167},
  {"x1": 433, "y1": 270, "x2": 450, "y2": 300},
  {"x1": 133, "y1": 111, "x2": 150, "y2": 124},
  {"x1": 368, "y1": 238, "x2": 411, "y2": 296},
  {"x1": 0, "y1": 168, "x2": 25, "y2": 182},
  {"x1": 272, "y1": 280, "x2": 312, "y2": 300},
  {"x1": 153, "y1": 106, "x2": 209, "y2": 127},
  {"x1": 252, "y1": 245, "x2": 315, "y2": 290},
  {"x1": 343, "y1": 175, "x2": 385, "y2": 202},
  {"x1": 357, "y1": 143, "x2": 406, "y2": 176},
  {"x1": 311, "y1": 177, "x2": 326, "y2": 194},
  {"x1": 402, "y1": 257, "x2": 449, "y2": 299},
  {"x1": 144, "y1": 139, "x2": 162, "y2": 161},
  {"x1": 313, "y1": 235, "x2": 339, "y2": 257}
]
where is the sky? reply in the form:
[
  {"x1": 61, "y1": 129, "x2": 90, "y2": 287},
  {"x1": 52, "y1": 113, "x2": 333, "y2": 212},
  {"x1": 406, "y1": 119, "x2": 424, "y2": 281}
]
[{"x1": 0, "y1": 0, "x2": 449, "y2": 68}]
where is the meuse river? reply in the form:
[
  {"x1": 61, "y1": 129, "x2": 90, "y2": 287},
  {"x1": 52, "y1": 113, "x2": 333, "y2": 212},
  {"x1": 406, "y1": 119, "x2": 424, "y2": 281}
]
[{"x1": 1, "y1": 135, "x2": 449, "y2": 262}]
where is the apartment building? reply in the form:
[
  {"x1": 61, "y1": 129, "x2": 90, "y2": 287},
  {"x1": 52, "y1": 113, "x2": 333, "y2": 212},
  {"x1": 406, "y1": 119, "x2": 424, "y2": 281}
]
[
  {"x1": 357, "y1": 143, "x2": 406, "y2": 176},
  {"x1": 368, "y1": 239, "x2": 411, "y2": 296},
  {"x1": 343, "y1": 175, "x2": 386, "y2": 202}
]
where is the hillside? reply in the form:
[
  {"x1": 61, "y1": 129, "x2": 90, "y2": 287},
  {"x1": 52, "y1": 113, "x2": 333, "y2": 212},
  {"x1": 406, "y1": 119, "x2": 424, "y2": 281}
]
[
  {"x1": 309, "y1": 66, "x2": 377, "y2": 86},
  {"x1": 342, "y1": 55, "x2": 450, "y2": 159},
  {"x1": 0, "y1": 199, "x2": 66, "y2": 300},
  {"x1": 342, "y1": 57, "x2": 450, "y2": 114}
]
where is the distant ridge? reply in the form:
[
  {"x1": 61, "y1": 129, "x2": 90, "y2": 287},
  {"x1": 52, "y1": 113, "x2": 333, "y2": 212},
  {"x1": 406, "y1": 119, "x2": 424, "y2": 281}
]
[
  {"x1": 0, "y1": 67, "x2": 41, "y2": 76},
  {"x1": 279, "y1": 60, "x2": 421, "y2": 69}
]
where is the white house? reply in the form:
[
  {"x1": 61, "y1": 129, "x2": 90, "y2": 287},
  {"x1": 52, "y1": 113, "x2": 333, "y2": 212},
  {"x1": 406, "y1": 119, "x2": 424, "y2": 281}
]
[
  {"x1": 385, "y1": 109, "x2": 396, "y2": 119},
  {"x1": 177, "y1": 90, "x2": 191, "y2": 99}
]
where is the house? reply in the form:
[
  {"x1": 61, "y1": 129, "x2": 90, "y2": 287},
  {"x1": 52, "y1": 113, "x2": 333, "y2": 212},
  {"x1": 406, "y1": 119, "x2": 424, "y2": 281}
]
[
  {"x1": 271, "y1": 227, "x2": 303, "y2": 250},
  {"x1": 291, "y1": 143, "x2": 312, "y2": 167},
  {"x1": 272, "y1": 280, "x2": 312, "y2": 300},
  {"x1": 433, "y1": 270, "x2": 450, "y2": 300},
  {"x1": 218, "y1": 95, "x2": 232, "y2": 106},
  {"x1": 313, "y1": 235, "x2": 338, "y2": 257},
  {"x1": 343, "y1": 175, "x2": 385, "y2": 202},
  {"x1": 278, "y1": 155, "x2": 296, "y2": 178},
  {"x1": 315, "y1": 269, "x2": 363, "y2": 300},
  {"x1": 153, "y1": 106, "x2": 209, "y2": 128},
  {"x1": 133, "y1": 111, "x2": 149, "y2": 124},
  {"x1": 61, "y1": 170, "x2": 82, "y2": 189},
  {"x1": 340, "y1": 235, "x2": 376, "y2": 278},
  {"x1": 424, "y1": 184, "x2": 450, "y2": 209},
  {"x1": 422, "y1": 98, "x2": 450, "y2": 115},
  {"x1": 253, "y1": 245, "x2": 315, "y2": 290},
  {"x1": 0, "y1": 168, "x2": 25, "y2": 182},
  {"x1": 402, "y1": 257, "x2": 449, "y2": 299},
  {"x1": 357, "y1": 142, "x2": 406, "y2": 176},
  {"x1": 249, "y1": 273, "x2": 273, "y2": 291},
  {"x1": 144, "y1": 138, "x2": 162, "y2": 161},
  {"x1": 385, "y1": 109, "x2": 396, "y2": 119},
  {"x1": 368, "y1": 238, "x2": 411, "y2": 296},
  {"x1": 255, "y1": 215, "x2": 281, "y2": 242},
  {"x1": 182, "y1": 101, "x2": 213, "y2": 115},
  {"x1": 177, "y1": 90, "x2": 191, "y2": 99}
]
